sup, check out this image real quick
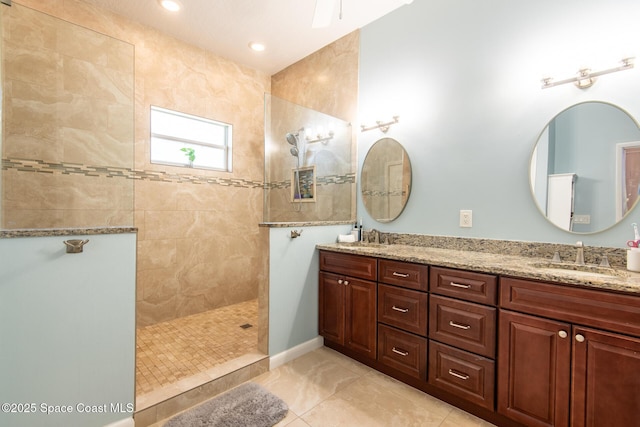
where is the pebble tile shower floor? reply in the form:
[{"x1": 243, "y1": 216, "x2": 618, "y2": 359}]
[{"x1": 136, "y1": 299, "x2": 258, "y2": 396}]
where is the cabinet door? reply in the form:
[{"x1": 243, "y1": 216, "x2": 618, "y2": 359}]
[
  {"x1": 346, "y1": 277, "x2": 377, "y2": 359},
  {"x1": 497, "y1": 310, "x2": 571, "y2": 427},
  {"x1": 571, "y1": 327, "x2": 640, "y2": 427},
  {"x1": 319, "y1": 272, "x2": 346, "y2": 345}
]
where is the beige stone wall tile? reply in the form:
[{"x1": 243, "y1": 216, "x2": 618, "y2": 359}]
[
  {"x1": 143, "y1": 210, "x2": 197, "y2": 240},
  {"x1": 61, "y1": 209, "x2": 133, "y2": 228},
  {"x1": 135, "y1": 180, "x2": 178, "y2": 211},
  {"x1": 136, "y1": 296, "x2": 178, "y2": 327},
  {"x1": 137, "y1": 238, "x2": 176, "y2": 271},
  {"x1": 3, "y1": 3, "x2": 58, "y2": 50},
  {"x1": 107, "y1": 103, "x2": 135, "y2": 145},
  {"x1": 63, "y1": 56, "x2": 133, "y2": 105},
  {"x1": 272, "y1": 31, "x2": 359, "y2": 122},
  {"x1": 3, "y1": 81, "x2": 61, "y2": 158},
  {"x1": 61, "y1": 127, "x2": 132, "y2": 167},
  {"x1": 56, "y1": 95, "x2": 110, "y2": 133},
  {"x1": 3, "y1": 40, "x2": 59, "y2": 89},
  {"x1": 3, "y1": 170, "x2": 46, "y2": 210},
  {"x1": 42, "y1": 174, "x2": 132, "y2": 210},
  {"x1": 137, "y1": 267, "x2": 179, "y2": 302},
  {"x1": 134, "y1": 210, "x2": 146, "y2": 239},
  {"x1": 2, "y1": 209, "x2": 64, "y2": 229}
]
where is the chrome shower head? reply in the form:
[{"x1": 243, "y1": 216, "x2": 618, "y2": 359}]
[
  {"x1": 290, "y1": 147, "x2": 299, "y2": 157},
  {"x1": 286, "y1": 133, "x2": 298, "y2": 146}
]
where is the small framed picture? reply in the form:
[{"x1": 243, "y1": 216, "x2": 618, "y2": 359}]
[{"x1": 291, "y1": 166, "x2": 316, "y2": 202}]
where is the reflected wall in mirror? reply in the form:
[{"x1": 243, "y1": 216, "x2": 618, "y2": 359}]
[
  {"x1": 264, "y1": 94, "x2": 354, "y2": 222},
  {"x1": 361, "y1": 138, "x2": 411, "y2": 222},
  {"x1": 530, "y1": 101, "x2": 640, "y2": 233}
]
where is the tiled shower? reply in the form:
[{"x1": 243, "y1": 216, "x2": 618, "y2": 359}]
[{"x1": 0, "y1": 1, "x2": 269, "y2": 411}]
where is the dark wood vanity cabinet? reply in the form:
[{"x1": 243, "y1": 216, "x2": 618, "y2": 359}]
[
  {"x1": 498, "y1": 277, "x2": 640, "y2": 427},
  {"x1": 376, "y1": 259, "x2": 429, "y2": 380},
  {"x1": 428, "y1": 267, "x2": 498, "y2": 410},
  {"x1": 497, "y1": 309, "x2": 571, "y2": 427},
  {"x1": 319, "y1": 249, "x2": 640, "y2": 427},
  {"x1": 319, "y1": 251, "x2": 377, "y2": 359}
]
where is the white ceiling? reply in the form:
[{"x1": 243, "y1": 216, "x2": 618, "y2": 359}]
[{"x1": 82, "y1": 0, "x2": 412, "y2": 75}]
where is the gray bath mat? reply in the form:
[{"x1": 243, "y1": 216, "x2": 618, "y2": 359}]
[{"x1": 163, "y1": 382, "x2": 288, "y2": 427}]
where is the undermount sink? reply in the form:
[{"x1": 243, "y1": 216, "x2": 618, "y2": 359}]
[{"x1": 531, "y1": 261, "x2": 629, "y2": 280}]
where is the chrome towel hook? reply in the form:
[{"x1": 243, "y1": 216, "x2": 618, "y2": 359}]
[
  {"x1": 64, "y1": 239, "x2": 89, "y2": 253},
  {"x1": 290, "y1": 230, "x2": 303, "y2": 239}
]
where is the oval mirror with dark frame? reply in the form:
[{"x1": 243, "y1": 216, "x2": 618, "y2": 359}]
[
  {"x1": 361, "y1": 137, "x2": 412, "y2": 223},
  {"x1": 530, "y1": 101, "x2": 640, "y2": 233}
]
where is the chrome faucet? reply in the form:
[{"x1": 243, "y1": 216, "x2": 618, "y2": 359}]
[
  {"x1": 370, "y1": 229, "x2": 380, "y2": 244},
  {"x1": 575, "y1": 241, "x2": 585, "y2": 265}
]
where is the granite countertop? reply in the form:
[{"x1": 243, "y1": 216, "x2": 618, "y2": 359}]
[
  {"x1": 317, "y1": 242, "x2": 640, "y2": 295},
  {"x1": 0, "y1": 227, "x2": 137, "y2": 239}
]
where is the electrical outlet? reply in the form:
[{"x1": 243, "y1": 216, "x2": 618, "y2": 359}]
[
  {"x1": 460, "y1": 210, "x2": 472, "y2": 228},
  {"x1": 573, "y1": 214, "x2": 591, "y2": 224}
]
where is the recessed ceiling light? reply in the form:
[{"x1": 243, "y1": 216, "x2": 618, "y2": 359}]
[
  {"x1": 158, "y1": 0, "x2": 181, "y2": 12},
  {"x1": 249, "y1": 42, "x2": 266, "y2": 52}
]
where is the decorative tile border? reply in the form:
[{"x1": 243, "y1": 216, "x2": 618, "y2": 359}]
[
  {"x1": 267, "y1": 173, "x2": 355, "y2": 190},
  {"x1": 2, "y1": 158, "x2": 355, "y2": 189}
]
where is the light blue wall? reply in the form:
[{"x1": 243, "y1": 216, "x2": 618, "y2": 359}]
[
  {"x1": 268, "y1": 225, "x2": 350, "y2": 355},
  {"x1": 357, "y1": 0, "x2": 640, "y2": 247},
  {"x1": 0, "y1": 233, "x2": 136, "y2": 427}
]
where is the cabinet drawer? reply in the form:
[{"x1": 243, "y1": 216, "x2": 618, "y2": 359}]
[
  {"x1": 500, "y1": 277, "x2": 640, "y2": 337},
  {"x1": 429, "y1": 295, "x2": 496, "y2": 358},
  {"x1": 430, "y1": 267, "x2": 497, "y2": 305},
  {"x1": 378, "y1": 284, "x2": 428, "y2": 336},
  {"x1": 379, "y1": 259, "x2": 428, "y2": 291},
  {"x1": 428, "y1": 341, "x2": 495, "y2": 410},
  {"x1": 377, "y1": 324, "x2": 427, "y2": 380},
  {"x1": 319, "y1": 251, "x2": 377, "y2": 281}
]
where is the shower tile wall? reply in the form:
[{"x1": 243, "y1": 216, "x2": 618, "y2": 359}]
[
  {"x1": 271, "y1": 31, "x2": 359, "y2": 124},
  {"x1": 1, "y1": 4, "x2": 134, "y2": 228},
  {"x1": 7, "y1": 1, "x2": 271, "y2": 344},
  {"x1": 268, "y1": 32, "x2": 360, "y2": 222}
]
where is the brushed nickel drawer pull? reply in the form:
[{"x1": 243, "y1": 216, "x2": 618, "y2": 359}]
[
  {"x1": 392, "y1": 272, "x2": 410, "y2": 278},
  {"x1": 449, "y1": 282, "x2": 471, "y2": 289},
  {"x1": 449, "y1": 321, "x2": 471, "y2": 330},
  {"x1": 392, "y1": 305, "x2": 409, "y2": 313},
  {"x1": 392, "y1": 347, "x2": 409, "y2": 356},
  {"x1": 448, "y1": 369, "x2": 470, "y2": 380}
]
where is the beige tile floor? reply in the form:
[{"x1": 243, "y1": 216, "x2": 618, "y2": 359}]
[
  {"x1": 136, "y1": 299, "x2": 258, "y2": 396},
  {"x1": 152, "y1": 346, "x2": 497, "y2": 427}
]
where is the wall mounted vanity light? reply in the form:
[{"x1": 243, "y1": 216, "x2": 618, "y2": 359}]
[
  {"x1": 305, "y1": 127, "x2": 334, "y2": 144},
  {"x1": 541, "y1": 57, "x2": 635, "y2": 89},
  {"x1": 360, "y1": 116, "x2": 399, "y2": 133}
]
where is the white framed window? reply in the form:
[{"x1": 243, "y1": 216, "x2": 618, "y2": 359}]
[{"x1": 150, "y1": 106, "x2": 232, "y2": 171}]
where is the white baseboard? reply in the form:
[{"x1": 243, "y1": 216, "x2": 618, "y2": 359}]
[
  {"x1": 269, "y1": 336, "x2": 324, "y2": 369},
  {"x1": 104, "y1": 417, "x2": 134, "y2": 427}
]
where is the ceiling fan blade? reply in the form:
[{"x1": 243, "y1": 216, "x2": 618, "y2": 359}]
[{"x1": 312, "y1": 0, "x2": 337, "y2": 28}]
